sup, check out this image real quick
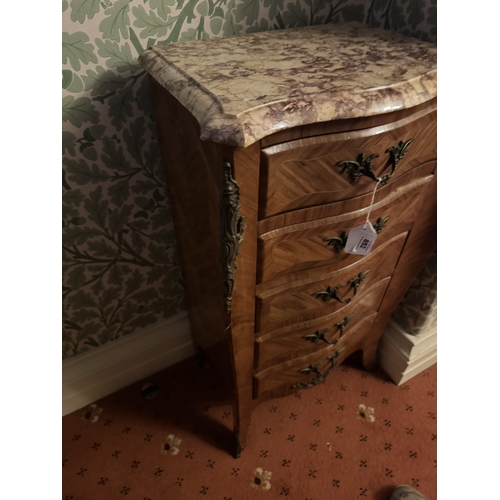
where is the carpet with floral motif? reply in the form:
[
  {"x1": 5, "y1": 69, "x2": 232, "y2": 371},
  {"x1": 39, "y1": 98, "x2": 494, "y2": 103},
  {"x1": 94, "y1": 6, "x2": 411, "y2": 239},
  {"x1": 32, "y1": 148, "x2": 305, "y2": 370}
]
[{"x1": 62, "y1": 356, "x2": 437, "y2": 500}]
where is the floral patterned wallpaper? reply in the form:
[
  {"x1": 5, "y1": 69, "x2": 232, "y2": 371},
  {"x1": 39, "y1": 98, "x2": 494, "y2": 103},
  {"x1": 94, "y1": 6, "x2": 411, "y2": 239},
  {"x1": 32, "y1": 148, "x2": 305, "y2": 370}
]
[
  {"x1": 62, "y1": 0, "x2": 437, "y2": 361},
  {"x1": 391, "y1": 249, "x2": 437, "y2": 336}
]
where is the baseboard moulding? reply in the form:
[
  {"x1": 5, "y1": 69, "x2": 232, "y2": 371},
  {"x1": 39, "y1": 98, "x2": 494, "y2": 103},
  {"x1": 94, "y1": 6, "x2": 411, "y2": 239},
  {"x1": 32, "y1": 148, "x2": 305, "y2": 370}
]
[
  {"x1": 377, "y1": 319, "x2": 437, "y2": 385},
  {"x1": 62, "y1": 311, "x2": 194, "y2": 416}
]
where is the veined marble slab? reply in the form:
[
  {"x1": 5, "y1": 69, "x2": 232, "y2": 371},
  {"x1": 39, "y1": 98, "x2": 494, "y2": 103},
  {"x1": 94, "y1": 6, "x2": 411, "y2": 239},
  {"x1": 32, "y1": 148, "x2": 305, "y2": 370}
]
[{"x1": 139, "y1": 23, "x2": 437, "y2": 148}]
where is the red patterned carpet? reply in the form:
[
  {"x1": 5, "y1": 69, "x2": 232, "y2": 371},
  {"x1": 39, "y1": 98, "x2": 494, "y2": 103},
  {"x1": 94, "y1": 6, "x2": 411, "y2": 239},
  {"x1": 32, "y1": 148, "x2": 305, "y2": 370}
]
[{"x1": 62, "y1": 355, "x2": 437, "y2": 500}]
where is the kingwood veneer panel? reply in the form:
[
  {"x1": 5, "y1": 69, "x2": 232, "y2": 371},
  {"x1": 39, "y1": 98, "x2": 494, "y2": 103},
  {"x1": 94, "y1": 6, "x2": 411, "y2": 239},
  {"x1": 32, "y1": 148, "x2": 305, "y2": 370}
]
[
  {"x1": 260, "y1": 103, "x2": 436, "y2": 218},
  {"x1": 254, "y1": 314, "x2": 379, "y2": 396},
  {"x1": 257, "y1": 175, "x2": 431, "y2": 284},
  {"x1": 256, "y1": 233, "x2": 407, "y2": 333},
  {"x1": 255, "y1": 277, "x2": 391, "y2": 370}
]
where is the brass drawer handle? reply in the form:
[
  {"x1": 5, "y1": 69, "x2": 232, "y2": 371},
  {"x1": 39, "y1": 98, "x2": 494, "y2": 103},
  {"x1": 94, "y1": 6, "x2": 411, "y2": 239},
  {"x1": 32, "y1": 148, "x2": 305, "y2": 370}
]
[
  {"x1": 313, "y1": 269, "x2": 370, "y2": 304},
  {"x1": 324, "y1": 216, "x2": 391, "y2": 250},
  {"x1": 324, "y1": 232, "x2": 348, "y2": 251},
  {"x1": 304, "y1": 314, "x2": 354, "y2": 345},
  {"x1": 373, "y1": 216, "x2": 390, "y2": 233},
  {"x1": 292, "y1": 347, "x2": 346, "y2": 389},
  {"x1": 338, "y1": 138, "x2": 414, "y2": 186}
]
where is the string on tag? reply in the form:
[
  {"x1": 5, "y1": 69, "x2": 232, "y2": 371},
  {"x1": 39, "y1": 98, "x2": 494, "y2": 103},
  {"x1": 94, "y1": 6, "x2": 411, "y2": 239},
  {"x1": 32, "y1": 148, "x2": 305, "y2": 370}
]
[
  {"x1": 344, "y1": 179, "x2": 381, "y2": 255},
  {"x1": 363, "y1": 179, "x2": 381, "y2": 229}
]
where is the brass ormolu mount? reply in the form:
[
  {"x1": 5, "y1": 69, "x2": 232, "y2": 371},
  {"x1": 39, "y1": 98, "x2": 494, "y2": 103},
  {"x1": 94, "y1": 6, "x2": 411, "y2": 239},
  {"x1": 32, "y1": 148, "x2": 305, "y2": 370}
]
[{"x1": 220, "y1": 161, "x2": 246, "y2": 313}]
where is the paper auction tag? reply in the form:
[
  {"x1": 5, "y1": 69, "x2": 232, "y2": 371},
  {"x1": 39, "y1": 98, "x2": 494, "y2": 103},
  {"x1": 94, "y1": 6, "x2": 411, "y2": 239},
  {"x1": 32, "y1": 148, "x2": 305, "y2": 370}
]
[{"x1": 344, "y1": 221, "x2": 377, "y2": 255}]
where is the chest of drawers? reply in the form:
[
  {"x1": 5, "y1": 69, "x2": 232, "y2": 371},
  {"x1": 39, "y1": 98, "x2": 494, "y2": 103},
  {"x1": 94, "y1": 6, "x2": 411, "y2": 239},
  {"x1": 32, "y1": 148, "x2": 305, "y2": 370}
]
[{"x1": 139, "y1": 23, "x2": 437, "y2": 457}]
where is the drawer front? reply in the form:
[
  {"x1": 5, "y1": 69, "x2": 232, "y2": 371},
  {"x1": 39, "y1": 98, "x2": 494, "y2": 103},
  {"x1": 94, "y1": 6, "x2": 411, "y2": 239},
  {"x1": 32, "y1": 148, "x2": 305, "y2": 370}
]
[
  {"x1": 258, "y1": 163, "x2": 435, "y2": 234},
  {"x1": 257, "y1": 175, "x2": 429, "y2": 286},
  {"x1": 254, "y1": 313, "x2": 377, "y2": 396},
  {"x1": 255, "y1": 232, "x2": 407, "y2": 333},
  {"x1": 255, "y1": 277, "x2": 390, "y2": 370},
  {"x1": 260, "y1": 104, "x2": 436, "y2": 218}
]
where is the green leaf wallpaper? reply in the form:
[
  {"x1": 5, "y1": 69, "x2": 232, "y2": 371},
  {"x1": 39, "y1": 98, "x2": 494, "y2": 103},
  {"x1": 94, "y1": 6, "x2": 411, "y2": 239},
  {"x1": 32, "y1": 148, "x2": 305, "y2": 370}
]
[
  {"x1": 391, "y1": 250, "x2": 437, "y2": 335},
  {"x1": 62, "y1": 0, "x2": 436, "y2": 361}
]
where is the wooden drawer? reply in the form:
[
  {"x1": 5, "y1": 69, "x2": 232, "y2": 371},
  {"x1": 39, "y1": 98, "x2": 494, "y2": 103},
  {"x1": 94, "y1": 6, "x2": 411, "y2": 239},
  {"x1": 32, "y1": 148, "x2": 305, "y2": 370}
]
[
  {"x1": 259, "y1": 103, "x2": 436, "y2": 218},
  {"x1": 257, "y1": 174, "x2": 430, "y2": 285},
  {"x1": 255, "y1": 277, "x2": 390, "y2": 370},
  {"x1": 258, "y1": 162, "x2": 435, "y2": 234},
  {"x1": 255, "y1": 232, "x2": 407, "y2": 333},
  {"x1": 254, "y1": 313, "x2": 378, "y2": 396}
]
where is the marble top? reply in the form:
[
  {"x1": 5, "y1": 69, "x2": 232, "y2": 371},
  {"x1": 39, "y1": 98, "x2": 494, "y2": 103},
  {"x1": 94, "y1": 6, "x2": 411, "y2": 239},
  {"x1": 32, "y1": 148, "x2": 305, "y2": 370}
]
[{"x1": 139, "y1": 23, "x2": 437, "y2": 148}]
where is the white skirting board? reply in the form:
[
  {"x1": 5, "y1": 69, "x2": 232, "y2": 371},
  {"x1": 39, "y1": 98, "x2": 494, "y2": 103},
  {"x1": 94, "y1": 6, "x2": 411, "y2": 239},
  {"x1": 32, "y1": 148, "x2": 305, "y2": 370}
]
[
  {"x1": 62, "y1": 311, "x2": 194, "y2": 417},
  {"x1": 377, "y1": 319, "x2": 437, "y2": 385}
]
